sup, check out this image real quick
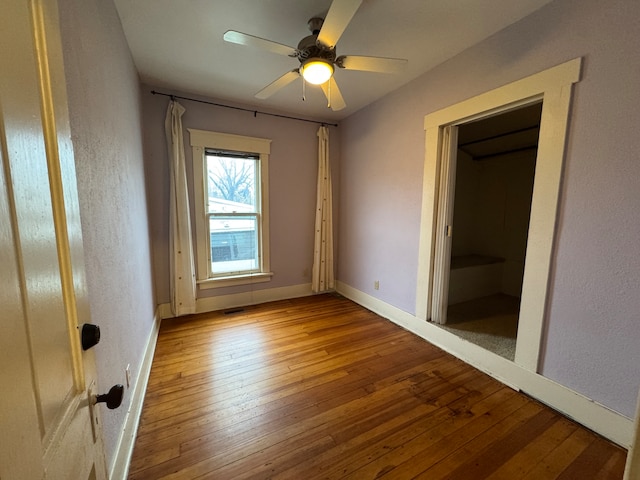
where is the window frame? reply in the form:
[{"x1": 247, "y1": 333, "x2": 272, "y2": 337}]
[{"x1": 189, "y1": 128, "x2": 272, "y2": 289}]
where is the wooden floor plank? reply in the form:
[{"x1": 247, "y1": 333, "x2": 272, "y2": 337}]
[
  {"x1": 520, "y1": 428, "x2": 597, "y2": 480},
  {"x1": 417, "y1": 406, "x2": 557, "y2": 479},
  {"x1": 484, "y1": 417, "x2": 578, "y2": 480},
  {"x1": 289, "y1": 375, "x2": 503, "y2": 480},
  {"x1": 557, "y1": 437, "x2": 627, "y2": 480},
  {"x1": 128, "y1": 294, "x2": 626, "y2": 479},
  {"x1": 368, "y1": 390, "x2": 532, "y2": 479}
]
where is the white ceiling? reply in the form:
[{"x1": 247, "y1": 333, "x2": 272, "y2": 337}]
[{"x1": 113, "y1": 0, "x2": 554, "y2": 122}]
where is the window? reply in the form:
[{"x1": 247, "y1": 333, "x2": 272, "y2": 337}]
[{"x1": 189, "y1": 129, "x2": 272, "y2": 288}]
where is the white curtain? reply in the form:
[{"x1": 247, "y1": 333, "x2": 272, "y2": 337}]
[
  {"x1": 165, "y1": 100, "x2": 197, "y2": 315},
  {"x1": 312, "y1": 125, "x2": 335, "y2": 293}
]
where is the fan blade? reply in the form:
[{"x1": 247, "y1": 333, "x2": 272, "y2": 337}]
[
  {"x1": 255, "y1": 70, "x2": 300, "y2": 99},
  {"x1": 223, "y1": 30, "x2": 297, "y2": 57},
  {"x1": 320, "y1": 77, "x2": 346, "y2": 111},
  {"x1": 337, "y1": 55, "x2": 408, "y2": 73},
  {"x1": 317, "y1": 0, "x2": 363, "y2": 49}
]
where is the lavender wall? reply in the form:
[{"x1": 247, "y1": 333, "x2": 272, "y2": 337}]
[
  {"x1": 58, "y1": 0, "x2": 156, "y2": 468},
  {"x1": 338, "y1": 0, "x2": 640, "y2": 417},
  {"x1": 141, "y1": 89, "x2": 340, "y2": 304}
]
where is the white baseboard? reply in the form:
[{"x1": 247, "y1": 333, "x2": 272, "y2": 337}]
[
  {"x1": 336, "y1": 281, "x2": 633, "y2": 448},
  {"x1": 159, "y1": 283, "x2": 314, "y2": 319},
  {"x1": 158, "y1": 302, "x2": 173, "y2": 320},
  {"x1": 109, "y1": 308, "x2": 161, "y2": 480}
]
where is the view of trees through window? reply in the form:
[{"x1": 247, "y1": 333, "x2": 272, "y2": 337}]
[
  {"x1": 206, "y1": 153, "x2": 259, "y2": 275},
  {"x1": 207, "y1": 156, "x2": 255, "y2": 207}
]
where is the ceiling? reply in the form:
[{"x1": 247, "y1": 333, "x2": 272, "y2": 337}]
[
  {"x1": 113, "y1": 0, "x2": 554, "y2": 122},
  {"x1": 458, "y1": 103, "x2": 542, "y2": 160}
]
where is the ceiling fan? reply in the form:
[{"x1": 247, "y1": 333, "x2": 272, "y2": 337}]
[{"x1": 223, "y1": 0, "x2": 408, "y2": 111}]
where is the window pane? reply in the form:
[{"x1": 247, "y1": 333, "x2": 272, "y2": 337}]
[
  {"x1": 206, "y1": 155, "x2": 256, "y2": 213},
  {"x1": 210, "y1": 216, "x2": 258, "y2": 275}
]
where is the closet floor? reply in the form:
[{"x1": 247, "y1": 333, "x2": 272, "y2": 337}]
[{"x1": 439, "y1": 294, "x2": 519, "y2": 360}]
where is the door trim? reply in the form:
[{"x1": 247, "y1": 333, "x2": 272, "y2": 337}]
[{"x1": 416, "y1": 58, "x2": 582, "y2": 371}]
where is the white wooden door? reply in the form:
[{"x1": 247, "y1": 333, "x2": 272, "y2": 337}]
[
  {"x1": 431, "y1": 125, "x2": 458, "y2": 324},
  {"x1": 0, "y1": 0, "x2": 107, "y2": 478}
]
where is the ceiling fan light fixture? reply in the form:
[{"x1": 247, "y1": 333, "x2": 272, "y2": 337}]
[{"x1": 300, "y1": 58, "x2": 334, "y2": 85}]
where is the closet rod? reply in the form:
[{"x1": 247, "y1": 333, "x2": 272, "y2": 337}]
[{"x1": 151, "y1": 90, "x2": 338, "y2": 127}]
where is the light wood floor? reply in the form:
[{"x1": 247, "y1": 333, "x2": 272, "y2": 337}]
[{"x1": 128, "y1": 294, "x2": 626, "y2": 479}]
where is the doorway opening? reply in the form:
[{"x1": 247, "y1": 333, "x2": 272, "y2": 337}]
[
  {"x1": 416, "y1": 58, "x2": 581, "y2": 372},
  {"x1": 437, "y1": 103, "x2": 542, "y2": 360}
]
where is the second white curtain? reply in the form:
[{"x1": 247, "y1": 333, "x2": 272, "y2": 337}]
[
  {"x1": 312, "y1": 125, "x2": 335, "y2": 293},
  {"x1": 165, "y1": 100, "x2": 197, "y2": 316}
]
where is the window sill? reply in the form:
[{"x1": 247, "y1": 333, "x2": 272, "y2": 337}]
[{"x1": 197, "y1": 272, "x2": 273, "y2": 290}]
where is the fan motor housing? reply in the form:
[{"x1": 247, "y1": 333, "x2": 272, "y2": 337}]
[
  {"x1": 296, "y1": 17, "x2": 336, "y2": 64},
  {"x1": 297, "y1": 34, "x2": 336, "y2": 63}
]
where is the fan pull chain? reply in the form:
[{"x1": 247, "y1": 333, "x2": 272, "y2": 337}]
[
  {"x1": 327, "y1": 79, "x2": 331, "y2": 109},
  {"x1": 302, "y1": 78, "x2": 306, "y2": 101}
]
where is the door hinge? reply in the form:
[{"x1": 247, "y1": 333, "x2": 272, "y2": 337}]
[{"x1": 87, "y1": 380, "x2": 98, "y2": 443}]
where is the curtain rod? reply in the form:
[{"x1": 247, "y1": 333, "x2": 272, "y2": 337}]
[{"x1": 151, "y1": 90, "x2": 338, "y2": 127}]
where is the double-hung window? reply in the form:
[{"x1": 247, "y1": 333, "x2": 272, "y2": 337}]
[{"x1": 189, "y1": 129, "x2": 272, "y2": 288}]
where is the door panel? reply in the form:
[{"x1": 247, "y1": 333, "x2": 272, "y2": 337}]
[
  {"x1": 14, "y1": 140, "x2": 76, "y2": 441},
  {"x1": 0, "y1": 0, "x2": 106, "y2": 478},
  {"x1": 431, "y1": 125, "x2": 458, "y2": 324},
  {"x1": 0, "y1": 129, "x2": 46, "y2": 480}
]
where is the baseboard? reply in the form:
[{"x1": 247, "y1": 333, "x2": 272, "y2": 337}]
[
  {"x1": 336, "y1": 281, "x2": 633, "y2": 448},
  {"x1": 109, "y1": 308, "x2": 161, "y2": 480},
  {"x1": 159, "y1": 283, "x2": 314, "y2": 319},
  {"x1": 158, "y1": 302, "x2": 173, "y2": 320}
]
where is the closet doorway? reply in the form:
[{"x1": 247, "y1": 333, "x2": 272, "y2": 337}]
[
  {"x1": 434, "y1": 103, "x2": 542, "y2": 360},
  {"x1": 416, "y1": 58, "x2": 581, "y2": 372}
]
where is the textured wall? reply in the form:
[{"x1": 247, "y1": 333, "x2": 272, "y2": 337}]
[
  {"x1": 141, "y1": 88, "x2": 340, "y2": 304},
  {"x1": 451, "y1": 151, "x2": 537, "y2": 296},
  {"x1": 57, "y1": 0, "x2": 156, "y2": 469},
  {"x1": 338, "y1": 0, "x2": 640, "y2": 417}
]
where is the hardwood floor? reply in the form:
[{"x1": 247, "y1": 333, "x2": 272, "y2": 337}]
[{"x1": 128, "y1": 294, "x2": 626, "y2": 479}]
